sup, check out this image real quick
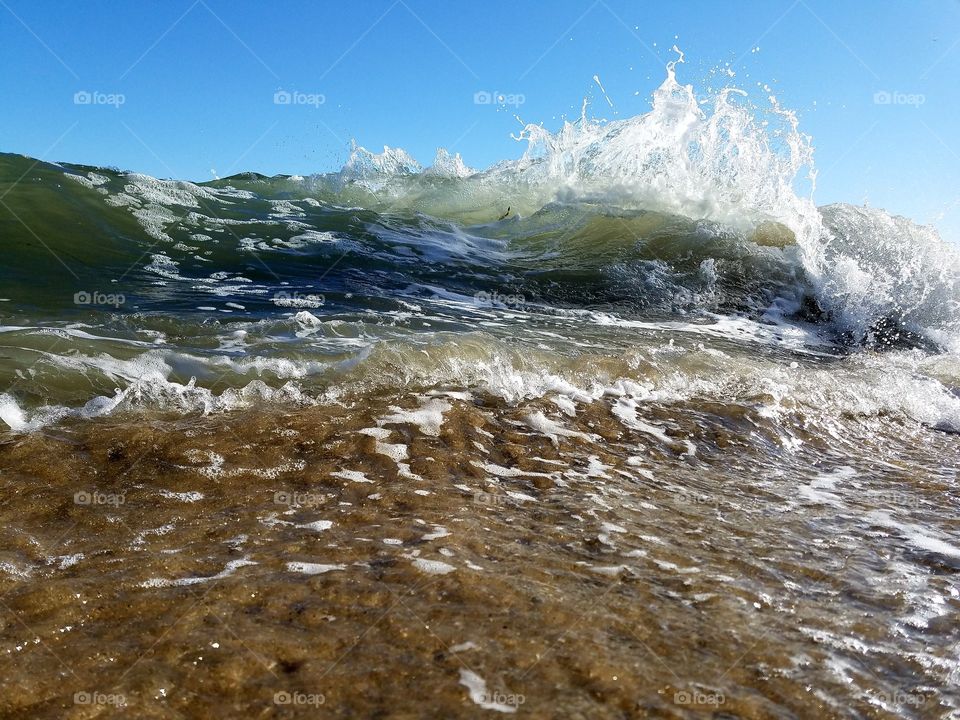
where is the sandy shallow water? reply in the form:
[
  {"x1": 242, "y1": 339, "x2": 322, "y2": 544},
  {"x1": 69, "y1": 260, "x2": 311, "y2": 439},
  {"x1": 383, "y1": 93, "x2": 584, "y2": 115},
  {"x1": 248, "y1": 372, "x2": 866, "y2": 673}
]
[{"x1": 0, "y1": 391, "x2": 957, "y2": 719}]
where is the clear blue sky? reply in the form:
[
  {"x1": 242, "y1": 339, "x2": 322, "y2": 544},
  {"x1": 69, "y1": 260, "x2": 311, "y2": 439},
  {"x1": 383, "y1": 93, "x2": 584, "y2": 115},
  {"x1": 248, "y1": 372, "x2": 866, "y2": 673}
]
[{"x1": 1, "y1": 0, "x2": 958, "y2": 241}]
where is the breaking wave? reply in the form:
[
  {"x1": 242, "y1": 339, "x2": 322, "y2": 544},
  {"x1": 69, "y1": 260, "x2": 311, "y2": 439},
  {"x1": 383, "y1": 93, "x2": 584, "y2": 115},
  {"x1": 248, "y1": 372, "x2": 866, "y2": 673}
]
[{"x1": 1, "y1": 48, "x2": 958, "y2": 431}]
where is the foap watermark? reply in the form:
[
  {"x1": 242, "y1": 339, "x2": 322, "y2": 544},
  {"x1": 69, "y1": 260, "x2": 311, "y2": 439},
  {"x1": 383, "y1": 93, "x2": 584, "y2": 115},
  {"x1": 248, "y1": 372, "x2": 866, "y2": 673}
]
[
  {"x1": 273, "y1": 89, "x2": 326, "y2": 108},
  {"x1": 274, "y1": 490, "x2": 324, "y2": 507},
  {"x1": 873, "y1": 489, "x2": 922, "y2": 510},
  {"x1": 474, "y1": 90, "x2": 526, "y2": 107},
  {"x1": 480, "y1": 691, "x2": 525, "y2": 709},
  {"x1": 473, "y1": 491, "x2": 508, "y2": 508},
  {"x1": 273, "y1": 290, "x2": 325, "y2": 308},
  {"x1": 74, "y1": 290, "x2": 125, "y2": 308},
  {"x1": 674, "y1": 689, "x2": 725, "y2": 708},
  {"x1": 868, "y1": 689, "x2": 926, "y2": 708},
  {"x1": 873, "y1": 90, "x2": 925, "y2": 107},
  {"x1": 74, "y1": 691, "x2": 126, "y2": 707},
  {"x1": 74, "y1": 90, "x2": 125, "y2": 108},
  {"x1": 273, "y1": 690, "x2": 325, "y2": 706},
  {"x1": 74, "y1": 490, "x2": 126, "y2": 507},
  {"x1": 474, "y1": 289, "x2": 526, "y2": 309},
  {"x1": 674, "y1": 488, "x2": 720, "y2": 508}
]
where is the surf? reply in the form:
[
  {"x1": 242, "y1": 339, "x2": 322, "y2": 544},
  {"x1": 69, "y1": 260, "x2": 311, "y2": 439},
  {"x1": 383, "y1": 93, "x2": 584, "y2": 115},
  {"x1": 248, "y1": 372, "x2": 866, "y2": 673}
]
[{"x1": 1, "y1": 49, "x2": 958, "y2": 432}]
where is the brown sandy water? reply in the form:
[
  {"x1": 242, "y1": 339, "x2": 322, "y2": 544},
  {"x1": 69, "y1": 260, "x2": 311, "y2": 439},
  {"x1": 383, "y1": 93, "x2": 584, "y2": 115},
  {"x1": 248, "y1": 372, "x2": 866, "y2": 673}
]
[{"x1": 0, "y1": 391, "x2": 958, "y2": 719}]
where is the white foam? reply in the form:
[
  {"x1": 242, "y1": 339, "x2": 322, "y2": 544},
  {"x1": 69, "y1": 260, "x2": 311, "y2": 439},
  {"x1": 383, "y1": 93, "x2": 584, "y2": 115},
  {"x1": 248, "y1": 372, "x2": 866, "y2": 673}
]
[
  {"x1": 524, "y1": 411, "x2": 599, "y2": 446},
  {"x1": 140, "y1": 557, "x2": 256, "y2": 588},
  {"x1": 358, "y1": 427, "x2": 409, "y2": 462},
  {"x1": 798, "y1": 467, "x2": 856, "y2": 507},
  {"x1": 412, "y1": 558, "x2": 455, "y2": 575},
  {"x1": 331, "y1": 470, "x2": 372, "y2": 484},
  {"x1": 0, "y1": 561, "x2": 32, "y2": 579},
  {"x1": 158, "y1": 490, "x2": 204, "y2": 503},
  {"x1": 449, "y1": 641, "x2": 478, "y2": 653},
  {"x1": 286, "y1": 561, "x2": 346, "y2": 575},
  {"x1": 50, "y1": 553, "x2": 84, "y2": 570},
  {"x1": 0, "y1": 393, "x2": 29, "y2": 431},
  {"x1": 379, "y1": 398, "x2": 451, "y2": 437},
  {"x1": 297, "y1": 520, "x2": 333, "y2": 532},
  {"x1": 590, "y1": 564, "x2": 630, "y2": 576},
  {"x1": 865, "y1": 510, "x2": 960, "y2": 559}
]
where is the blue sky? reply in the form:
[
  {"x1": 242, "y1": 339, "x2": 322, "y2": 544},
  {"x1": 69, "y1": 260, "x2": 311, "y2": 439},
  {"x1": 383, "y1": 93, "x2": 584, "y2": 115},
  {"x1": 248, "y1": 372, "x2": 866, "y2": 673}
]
[{"x1": 1, "y1": 0, "x2": 958, "y2": 241}]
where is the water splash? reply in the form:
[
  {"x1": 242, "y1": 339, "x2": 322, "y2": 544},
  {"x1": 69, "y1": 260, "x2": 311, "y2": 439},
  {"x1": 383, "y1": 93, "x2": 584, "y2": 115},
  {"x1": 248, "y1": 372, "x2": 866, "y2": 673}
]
[{"x1": 321, "y1": 49, "x2": 956, "y2": 346}]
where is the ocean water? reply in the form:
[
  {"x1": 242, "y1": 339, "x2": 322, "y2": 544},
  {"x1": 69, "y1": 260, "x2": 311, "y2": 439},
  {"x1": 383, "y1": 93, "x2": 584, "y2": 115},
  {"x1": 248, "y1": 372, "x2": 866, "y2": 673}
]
[{"x1": 1, "y1": 56, "x2": 959, "y2": 718}]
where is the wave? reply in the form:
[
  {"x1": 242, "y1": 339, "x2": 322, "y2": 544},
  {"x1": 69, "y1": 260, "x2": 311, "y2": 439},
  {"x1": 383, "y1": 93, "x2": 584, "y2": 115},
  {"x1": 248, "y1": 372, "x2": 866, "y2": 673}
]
[
  {"x1": 3, "y1": 51, "x2": 953, "y2": 343},
  {"x1": 1, "y1": 49, "x2": 959, "y2": 430}
]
